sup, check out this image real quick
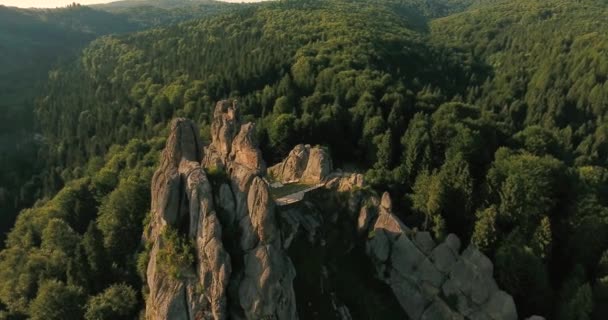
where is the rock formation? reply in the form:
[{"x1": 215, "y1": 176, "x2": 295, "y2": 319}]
[
  {"x1": 274, "y1": 144, "x2": 520, "y2": 320},
  {"x1": 146, "y1": 101, "x2": 522, "y2": 320},
  {"x1": 203, "y1": 100, "x2": 239, "y2": 170},
  {"x1": 268, "y1": 144, "x2": 333, "y2": 184},
  {"x1": 146, "y1": 118, "x2": 231, "y2": 320},
  {"x1": 145, "y1": 101, "x2": 296, "y2": 320},
  {"x1": 366, "y1": 192, "x2": 517, "y2": 320}
]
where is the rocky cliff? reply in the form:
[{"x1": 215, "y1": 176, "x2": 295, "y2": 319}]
[
  {"x1": 144, "y1": 100, "x2": 530, "y2": 320},
  {"x1": 145, "y1": 101, "x2": 296, "y2": 320}
]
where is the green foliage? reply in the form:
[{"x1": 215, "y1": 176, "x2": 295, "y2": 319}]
[
  {"x1": 471, "y1": 206, "x2": 498, "y2": 253},
  {"x1": 557, "y1": 266, "x2": 594, "y2": 320},
  {"x1": 84, "y1": 284, "x2": 138, "y2": 320},
  {"x1": 137, "y1": 245, "x2": 151, "y2": 282},
  {"x1": 82, "y1": 222, "x2": 109, "y2": 292},
  {"x1": 593, "y1": 276, "x2": 608, "y2": 320},
  {"x1": 397, "y1": 112, "x2": 432, "y2": 184},
  {"x1": 29, "y1": 280, "x2": 86, "y2": 320},
  {"x1": 41, "y1": 218, "x2": 80, "y2": 256},
  {"x1": 487, "y1": 148, "x2": 567, "y2": 228},
  {"x1": 532, "y1": 216, "x2": 552, "y2": 259},
  {"x1": 157, "y1": 227, "x2": 195, "y2": 280},
  {"x1": 495, "y1": 241, "x2": 552, "y2": 316},
  {"x1": 273, "y1": 96, "x2": 292, "y2": 114},
  {"x1": 97, "y1": 177, "x2": 150, "y2": 263},
  {"x1": 0, "y1": 138, "x2": 159, "y2": 318},
  {"x1": 410, "y1": 170, "x2": 445, "y2": 238},
  {"x1": 268, "y1": 114, "x2": 297, "y2": 156}
]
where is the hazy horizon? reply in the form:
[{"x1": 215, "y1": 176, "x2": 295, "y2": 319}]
[{"x1": 0, "y1": 0, "x2": 266, "y2": 9}]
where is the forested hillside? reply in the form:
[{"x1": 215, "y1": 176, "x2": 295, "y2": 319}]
[
  {"x1": 93, "y1": 0, "x2": 239, "y2": 28},
  {"x1": 0, "y1": 0, "x2": 236, "y2": 246},
  {"x1": 0, "y1": 3, "x2": 137, "y2": 244},
  {"x1": 1, "y1": 0, "x2": 608, "y2": 319}
]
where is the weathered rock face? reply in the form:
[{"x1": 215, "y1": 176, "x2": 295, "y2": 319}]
[
  {"x1": 268, "y1": 144, "x2": 332, "y2": 184},
  {"x1": 212, "y1": 103, "x2": 296, "y2": 319},
  {"x1": 273, "y1": 147, "x2": 519, "y2": 320},
  {"x1": 146, "y1": 118, "x2": 231, "y2": 320},
  {"x1": 149, "y1": 101, "x2": 297, "y2": 320},
  {"x1": 230, "y1": 123, "x2": 266, "y2": 175},
  {"x1": 203, "y1": 100, "x2": 240, "y2": 170},
  {"x1": 147, "y1": 100, "x2": 519, "y2": 320},
  {"x1": 365, "y1": 192, "x2": 517, "y2": 320}
]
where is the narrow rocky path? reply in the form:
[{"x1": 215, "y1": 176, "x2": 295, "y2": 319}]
[{"x1": 275, "y1": 183, "x2": 325, "y2": 206}]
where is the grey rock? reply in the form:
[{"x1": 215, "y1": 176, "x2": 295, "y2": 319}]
[
  {"x1": 268, "y1": 144, "x2": 310, "y2": 183},
  {"x1": 416, "y1": 258, "x2": 445, "y2": 289},
  {"x1": 245, "y1": 177, "x2": 277, "y2": 248},
  {"x1": 216, "y1": 183, "x2": 236, "y2": 226},
  {"x1": 446, "y1": 233, "x2": 462, "y2": 254},
  {"x1": 210, "y1": 100, "x2": 239, "y2": 162},
  {"x1": 362, "y1": 190, "x2": 517, "y2": 320},
  {"x1": 268, "y1": 144, "x2": 332, "y2": 184},
  {"x1": 230, "y1": 123, "x2": 266, "y2": 174},
  {"x1": 483, "y1": 291, "x2": 517, "y2": 320},
  {"x1": 146, "y1": 118, "x2": 231, "y2": 320},
  {"x1": 301, "y1": 146, "x2": 332, "y2": 183},
  {"x1": 367, "y1": 229, "x2": 391, "y2": 266},
  {"x1": 462, "y1": 245, "x2": 494, "y2": 278},
  {"x1": 391, "y1": 234, "x2": 426, "y2": 276},
  {"x1": 391, "y1": 275, "x2": 430, "y2": 320},
  {"x1": 431, "y1": 243, "x2": 458, "y2": 274},
  {"x1": 421, "y1": 298, "x2": 462, "y2": 320},
  {"x1": 239, "y1": 245, "x2": 297, "y2": 319},
  {"x1": 357, "y1": 203, "x2": 377, "y2": 235},
  {"x1": 414, "y1": 231, "x2": 436, "y2": 255}
]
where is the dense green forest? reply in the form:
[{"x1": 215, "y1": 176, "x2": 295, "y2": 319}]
[
  {"x1": 1, "y1": 0, "x2": 608, "y2": 319},
  {"x1": 0, "y1": 3, "x2": 136, "y2": 245},
  {"x1": 0, "y1": 0, "x2": 236, "y2": 246}
]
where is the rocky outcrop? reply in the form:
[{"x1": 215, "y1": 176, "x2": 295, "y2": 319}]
[
  {"x1": 222, "y1": 121, "x2": 296, "y2": 319},
  {"x1": 203, "y1": 100, "x2": 240, "y2": 170},
  {"x1": 366, "y1": 192, "x2": 517, "y2": 320},
  {"x1": 230, "y1": 123, "x2": 266, "y2": 175},
  {"x1": 146, "y1": 102, "x2": 296, "y2": 320},
  {"x1": 144, "y1": 101, "x2": 297, "y2": 319},
  {"x1": 147, "y1": 99, "x2": 520, "y2": 320},
  {"x1": 268, "y1": 144, "x2": 333, "y2": 184},
  {"x1": 146, "y1": 118, "x2": 231, "y2": 320},
  {"x1": 273, "y1": 148, "x2": 519, "y2": 320}
]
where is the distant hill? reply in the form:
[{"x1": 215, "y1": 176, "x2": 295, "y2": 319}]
[{"x1": 93, "y1": 0, "x2": 225, "y2": 10}]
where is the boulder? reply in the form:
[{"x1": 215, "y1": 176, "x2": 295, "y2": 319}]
[
  {"x1": 301, "y1": 146, "x2": 333, "y2": 183},
  {"x1": 483, "y1": 291, "x2": 518, "y2": 320},
  {"x1": 325, "y1": 172, "x2": 365, "y2": 192},
  {"x1": 363, "y1": 190, "x2": 518, "y2": 320},
  {"x1": 268, "y1": 144, "x2": 310, "y2": 182},
  {"x1": 230, "y1": 123, "x2": 266, "y2": 174},
  {"x1": 268, "y1": 144, "x2": 332, "y2": 184}
]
